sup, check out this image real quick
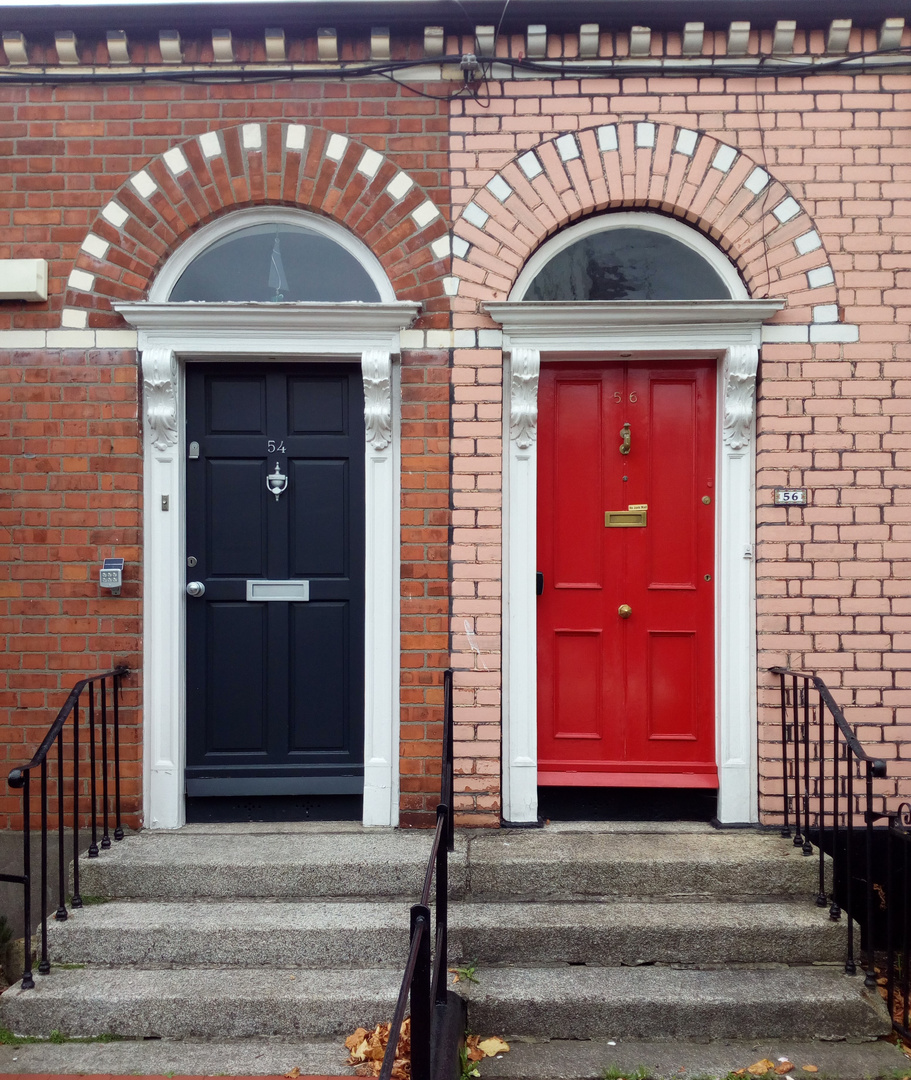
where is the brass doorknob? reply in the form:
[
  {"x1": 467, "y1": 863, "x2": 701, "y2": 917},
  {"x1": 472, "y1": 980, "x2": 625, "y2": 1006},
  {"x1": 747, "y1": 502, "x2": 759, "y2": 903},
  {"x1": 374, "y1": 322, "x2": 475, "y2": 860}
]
[{"x1": 618, "y1": 604, "x2": 632, "y2": 619}]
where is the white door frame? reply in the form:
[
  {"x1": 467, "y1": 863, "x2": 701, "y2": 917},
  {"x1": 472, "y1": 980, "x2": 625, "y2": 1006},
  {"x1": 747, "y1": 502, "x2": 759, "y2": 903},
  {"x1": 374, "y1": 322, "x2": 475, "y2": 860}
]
[
  {"x1": 486, "y1": 298, "x2": 784, "y2": 825},
  {"x1": 117, "y1": 301, "x2": 419, "y2": 828}
]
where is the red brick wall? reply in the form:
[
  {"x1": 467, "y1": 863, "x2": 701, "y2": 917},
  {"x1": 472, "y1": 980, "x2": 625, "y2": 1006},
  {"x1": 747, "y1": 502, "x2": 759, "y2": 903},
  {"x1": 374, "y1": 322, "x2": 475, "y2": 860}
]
[
  {"x1": 0, "y1": 350, "x2": 141, "y2": 830},
  {"x1": 0, "y1": 76, "x2": 453, "y2": 827},
  {"x1": 399, "y1": 350, "x2": 452, "y2": 825}
]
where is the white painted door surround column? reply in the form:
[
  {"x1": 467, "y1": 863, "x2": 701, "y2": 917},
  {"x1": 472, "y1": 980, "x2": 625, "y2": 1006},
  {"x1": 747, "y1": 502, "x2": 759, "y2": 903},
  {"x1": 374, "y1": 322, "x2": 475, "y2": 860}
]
[
  {"x1": 119, "y1": 302, "x2": 419, "y2": 829},
  {"x1": 486, "y1": 299, "x2": 784, "y2": 826}
]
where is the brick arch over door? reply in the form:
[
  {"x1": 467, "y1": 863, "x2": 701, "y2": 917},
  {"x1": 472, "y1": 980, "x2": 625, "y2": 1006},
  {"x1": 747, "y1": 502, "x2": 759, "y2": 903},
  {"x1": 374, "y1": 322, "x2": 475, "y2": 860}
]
[
  {"x1": 63, "y1": 123, "x2": 451, "y2": 329},
  {"x1": 453, "y1": 122, "x2": 837, "y2": 319}
]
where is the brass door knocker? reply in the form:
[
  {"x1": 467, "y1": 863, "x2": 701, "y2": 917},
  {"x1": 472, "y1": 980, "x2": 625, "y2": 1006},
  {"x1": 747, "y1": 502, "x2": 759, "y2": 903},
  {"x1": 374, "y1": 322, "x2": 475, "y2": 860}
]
[{"x1": 619, "y1": 422, "x2": 631, "y2": 455}]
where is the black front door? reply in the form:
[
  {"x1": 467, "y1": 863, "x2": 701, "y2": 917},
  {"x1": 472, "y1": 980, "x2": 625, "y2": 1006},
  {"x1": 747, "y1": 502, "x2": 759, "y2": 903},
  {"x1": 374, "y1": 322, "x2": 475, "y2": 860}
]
[{"x1": 185, "y1": 363, "x2": 365, "y2": 798}]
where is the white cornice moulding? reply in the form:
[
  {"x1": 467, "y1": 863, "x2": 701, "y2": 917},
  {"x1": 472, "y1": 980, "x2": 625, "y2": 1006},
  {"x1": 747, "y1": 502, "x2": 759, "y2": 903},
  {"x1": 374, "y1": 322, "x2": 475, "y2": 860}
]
[
  {"x1": 485, "y1": 300, "x2": 786, "y2": 350},
  {"x1": 0, "y1": 259, "x2": 48, "y2": 301},
  {"x1": 116, "y1": 301, "x2": 420, "y2": 354}
]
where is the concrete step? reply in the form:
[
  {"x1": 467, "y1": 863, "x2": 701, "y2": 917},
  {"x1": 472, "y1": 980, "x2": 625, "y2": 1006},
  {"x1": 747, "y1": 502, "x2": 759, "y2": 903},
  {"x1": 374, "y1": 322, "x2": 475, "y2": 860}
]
[
  {"x1": 466, "y1": 827, "x2": 825, "y2": 900},
  {"x1": 478, "y1": 1037, "x2": 909, "y2": 1080},
  {"x1": 462, "y1": 965, "x2": 891, "y2": 1041},
  {"x1": 47, "y1": 899, "x2": 851, "y2": 967},
  {"x1": 0, "y1": 964, "x2": 890, "y2": 1042},
  {"x1": 76, "y1": 824, "x2": 822, "y2": 903},
  {"x1": 0, "y1": 967, "x2": 401, "y2": 1038},
  {"x1": 0, "y1": 1037, "x2": 351, "y2": 1076},
  {"x1": 0, "y1": 1035, "x2": 906, "y2": 1080},
  {"x1": 76, "y1": 826, "x2": 470, "y2": 901}
]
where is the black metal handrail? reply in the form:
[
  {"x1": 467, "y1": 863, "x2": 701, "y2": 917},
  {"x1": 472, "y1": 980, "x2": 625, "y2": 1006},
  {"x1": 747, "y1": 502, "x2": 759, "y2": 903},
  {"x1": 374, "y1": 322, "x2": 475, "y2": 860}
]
[
  {"x1": 379, "y1": 668, "x2": 456, "y2": 1080},
  {"x1": 770, "y1": 666, "x2": 887, "y2": 986},
  {"x1": 1, "y1": 667, "x2": 129, "y2": 989}
]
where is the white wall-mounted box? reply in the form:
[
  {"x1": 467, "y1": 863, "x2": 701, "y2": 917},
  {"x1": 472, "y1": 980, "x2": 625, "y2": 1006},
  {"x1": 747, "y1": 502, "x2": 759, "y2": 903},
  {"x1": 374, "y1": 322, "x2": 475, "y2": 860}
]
[{"x1": 0, "y1": 259, "x2": 48, "y2": 301}]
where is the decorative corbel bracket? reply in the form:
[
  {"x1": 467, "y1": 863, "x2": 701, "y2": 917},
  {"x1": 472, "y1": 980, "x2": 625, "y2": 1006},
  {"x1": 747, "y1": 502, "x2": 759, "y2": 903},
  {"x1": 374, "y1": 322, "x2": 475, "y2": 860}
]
[
  {"x1": 141, "y1": 347, "x2": 178, "y2": 452},
  {"x1": 722, "y1": 344, "x2": 760, "y2": 451},
  {"x1": 361, "y1": 348, "x2": 393, "y2": 451},
  {"x1": 509, "y1": 346, "x2": 541, "y2": 450}
]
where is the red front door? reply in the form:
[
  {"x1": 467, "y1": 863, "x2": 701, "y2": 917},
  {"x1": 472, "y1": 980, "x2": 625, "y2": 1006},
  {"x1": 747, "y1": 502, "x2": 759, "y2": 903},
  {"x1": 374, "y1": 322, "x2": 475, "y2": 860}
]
[{"x1": 537, "y1": 359, "x2": 717, "y2": 788}]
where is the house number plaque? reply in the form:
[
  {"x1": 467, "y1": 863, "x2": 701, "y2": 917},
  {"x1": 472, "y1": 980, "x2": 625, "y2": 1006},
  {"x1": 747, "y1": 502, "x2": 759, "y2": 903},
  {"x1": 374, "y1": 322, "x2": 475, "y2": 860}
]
[{"x1": 774, "y1": 488, "x2": 808, "y2": 505}]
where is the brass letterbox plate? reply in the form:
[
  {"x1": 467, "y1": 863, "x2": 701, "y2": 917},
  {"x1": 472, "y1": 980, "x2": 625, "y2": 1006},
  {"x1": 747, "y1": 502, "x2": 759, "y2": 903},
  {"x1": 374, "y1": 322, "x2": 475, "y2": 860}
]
[{"x1": 605, "y1": 510, "x2": 647, "y2": 528}]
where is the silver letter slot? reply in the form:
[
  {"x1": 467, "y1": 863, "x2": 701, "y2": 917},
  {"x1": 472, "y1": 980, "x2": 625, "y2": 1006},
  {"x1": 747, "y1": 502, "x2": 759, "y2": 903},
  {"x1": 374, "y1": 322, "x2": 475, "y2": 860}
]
[{"x1": 246, "y1": 579, "x2": 310, "y2": 602}]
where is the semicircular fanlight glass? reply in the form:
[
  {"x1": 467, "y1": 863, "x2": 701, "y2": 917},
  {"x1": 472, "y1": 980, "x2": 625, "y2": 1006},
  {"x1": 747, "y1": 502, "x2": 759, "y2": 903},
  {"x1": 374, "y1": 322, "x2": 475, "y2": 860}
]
[
  {"x1": 168, "y1": 223, "x2": 382, "y2": 303},
  {"x1": 524, "y1": 227, "x2": 732, "y2": 301}
]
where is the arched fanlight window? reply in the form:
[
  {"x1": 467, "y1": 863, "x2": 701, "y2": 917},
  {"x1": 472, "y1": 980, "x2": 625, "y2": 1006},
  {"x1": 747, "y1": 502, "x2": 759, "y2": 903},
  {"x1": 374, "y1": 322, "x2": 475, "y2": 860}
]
[
  {"x1": 522, "y1": 224, "x2": 733, "y2": 302},
  {"x1": 167, "y1": 222, "x2": 382, "y2": 303}
]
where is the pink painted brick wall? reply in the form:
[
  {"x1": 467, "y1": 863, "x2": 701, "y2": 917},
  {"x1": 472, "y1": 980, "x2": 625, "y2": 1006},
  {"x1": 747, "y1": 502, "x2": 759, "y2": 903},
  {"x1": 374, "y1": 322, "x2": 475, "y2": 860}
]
[{"x1": 447, "y1": 28, "x2": 911, "y2": 824}]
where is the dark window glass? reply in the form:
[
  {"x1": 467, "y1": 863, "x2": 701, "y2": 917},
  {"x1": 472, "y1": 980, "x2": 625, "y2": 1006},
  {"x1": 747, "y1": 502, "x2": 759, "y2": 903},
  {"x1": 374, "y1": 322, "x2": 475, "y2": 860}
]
[
  {"x1": 169, "y1": 223, "x2": 381, "y2": 303},
  {"x1": 524, "y1": 228, "x2": 731, "y2": 301}
]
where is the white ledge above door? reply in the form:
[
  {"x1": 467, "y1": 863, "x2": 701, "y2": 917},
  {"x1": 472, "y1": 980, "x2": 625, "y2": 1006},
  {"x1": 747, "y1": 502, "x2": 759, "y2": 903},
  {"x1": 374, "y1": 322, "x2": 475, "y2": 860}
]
[
  {"x1": 485, "y1": 300, "x2": 786, "y2": 353},
  {"x1": 116, "y1": 301, "x2": 421, "y2": 356}
]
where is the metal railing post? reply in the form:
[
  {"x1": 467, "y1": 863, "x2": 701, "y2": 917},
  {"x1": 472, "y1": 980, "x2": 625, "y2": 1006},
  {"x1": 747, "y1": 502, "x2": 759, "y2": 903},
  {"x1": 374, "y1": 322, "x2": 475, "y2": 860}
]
[
  {"x1": 863, "y1": 763, "x2": 877, "y2": 987},
  {"x1": 21, "y1": 770, "x2": 33, "y2": 989},
  {"x1": 410, "y1": 904, "x2": 432, "y2": 1080},
  {"x1": 778, "y1": 670, "x2": 790, "y2": 837}
]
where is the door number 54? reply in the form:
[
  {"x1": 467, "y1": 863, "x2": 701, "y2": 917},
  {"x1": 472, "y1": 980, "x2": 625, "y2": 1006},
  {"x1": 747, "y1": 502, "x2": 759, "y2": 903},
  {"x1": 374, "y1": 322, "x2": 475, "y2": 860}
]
[{"x1": 267, "y1": 440, "x2": 286, "y2": 453}]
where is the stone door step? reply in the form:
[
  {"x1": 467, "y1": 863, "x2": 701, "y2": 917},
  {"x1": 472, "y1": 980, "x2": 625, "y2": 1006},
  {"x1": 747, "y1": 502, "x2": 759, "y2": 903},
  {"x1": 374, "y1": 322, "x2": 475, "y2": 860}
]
[
  {"x1": 462, "y1": 966, "x2": 890, "y2": 1040},
  {"x1": 77, "y1": 825, "x2": 821, "y2": 902},
  {"x1": 48, "y1": 899, "x2": 850, "y2": 967},
  {"x1": 0, "y1": 1037, "x2": 350, "y2": 1076},
  {"x1": 76, "y1": 829, "x2": 467, "y2": 901},
  {"x1": 0, "y1": 1035, "x2": 905, "y2": 1080},
  {"x1": 479, "y1": 1036, "x2": 909, "y2": 1080},
  {"x1": 1, "y1": 964, "x2": 891, "y2": 1042},
  {"x1": 0, "y1": 967, "x2": 401, "y2": 1039}
]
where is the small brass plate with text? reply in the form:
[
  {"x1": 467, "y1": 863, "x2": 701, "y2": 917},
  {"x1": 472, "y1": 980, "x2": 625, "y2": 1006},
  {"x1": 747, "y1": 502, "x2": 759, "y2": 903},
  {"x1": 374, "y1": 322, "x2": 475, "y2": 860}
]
[{"x1": 605, "y1": 510, "x2": 647, "y2": 528}]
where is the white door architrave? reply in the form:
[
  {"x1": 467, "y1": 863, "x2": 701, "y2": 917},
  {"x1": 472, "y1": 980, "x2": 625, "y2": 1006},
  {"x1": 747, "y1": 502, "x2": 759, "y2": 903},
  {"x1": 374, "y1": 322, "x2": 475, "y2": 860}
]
[
  {"x1": 485, "y1": 298, "x2": 784, "y2": 825},
  {"x1": 117, "y1": 300, "x2": 419, "y2": 829}
]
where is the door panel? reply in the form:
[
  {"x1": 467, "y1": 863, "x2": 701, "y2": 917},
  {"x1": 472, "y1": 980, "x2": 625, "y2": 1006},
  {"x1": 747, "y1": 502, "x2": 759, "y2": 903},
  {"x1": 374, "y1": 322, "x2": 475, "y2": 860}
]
[
  {"x1": 186, "y1": 363, "x2": 365, "y2": 798},
  {"x1": 207, "y1": 603, "x2": 267, "y2": 751},
  {"x1": 646, "y1": 632, "x2": 697, "y2": 740},
  {"x1": 291, "y1": 459, "x2": 349, "y2": 576},
  {"x1": 554, "y1": 630, "x2": 603, "y2": 739},
  {"x1": 553, "y1": 379, "x2": 602, "y2": 588},
  {"x1": 207, "y1": 460, "x2": 266, "y2": 575},
  {"x1": 537, "y1": 359, "x2": 716, "y2": 788},
  {"x1": 289, "y1": 602, "x2": 349, "y2": 752}
]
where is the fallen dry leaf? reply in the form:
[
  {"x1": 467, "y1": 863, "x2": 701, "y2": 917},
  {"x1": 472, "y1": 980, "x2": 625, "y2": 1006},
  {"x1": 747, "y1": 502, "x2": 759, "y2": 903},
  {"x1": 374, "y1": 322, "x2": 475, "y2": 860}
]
[
  {"x1": 775, "y1": 1063, "x2": 794, "y2": 1075},
  {"x1": 346, "y1": 1028, "x2": 369, "y2": 1052},
  {"x1": 478, "y1": 1037, "x2": 510, "y2": 1057},
  {"x1": 801, "y1": 1067, "x2": 818, "y2": 1074},
  {"x1": 748, "y1": 1060, "x2": 776, "y2": 1076},
  {"x1": 284, "y1": 1069, "x2": 301, "y2": 1079},
  {"x1": 344, "y1": 1018, "x2": 411, "y2": 1078},
  {"x1": 465, "y1": 1035, "x2": 485, "y2": 1062},
  {"x1": 731, "y1": 1070, "x2": 747, "y2": 1077}
]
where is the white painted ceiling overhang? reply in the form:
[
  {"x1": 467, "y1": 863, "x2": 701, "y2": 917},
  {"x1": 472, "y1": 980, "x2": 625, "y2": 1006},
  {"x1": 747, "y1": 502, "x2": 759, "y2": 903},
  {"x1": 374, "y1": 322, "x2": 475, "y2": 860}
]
[{"x1": 485, "y1": 297, "x2": 785, "y2": 826}]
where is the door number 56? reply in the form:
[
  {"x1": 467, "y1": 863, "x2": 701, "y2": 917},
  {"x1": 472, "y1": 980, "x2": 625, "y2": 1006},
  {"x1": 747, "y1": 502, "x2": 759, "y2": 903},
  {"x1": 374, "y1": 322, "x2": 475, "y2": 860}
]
[
  {"x1": 614, "y1": 392, "x2": 638, "y2": 403},
  {"x1": 774, "y1": 488, "x2": 807, "y2": 505}
]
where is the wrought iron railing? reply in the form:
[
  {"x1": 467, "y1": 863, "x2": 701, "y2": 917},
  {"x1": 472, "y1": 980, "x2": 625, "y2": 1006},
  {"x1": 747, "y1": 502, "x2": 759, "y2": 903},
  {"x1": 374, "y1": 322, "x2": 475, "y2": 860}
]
[
  {"x1": 379, "y1": 668, "x2": 461, "y2": 1080},
  {"x1": 770, "y1": 666, "x2": 887, "y2": 985},
  {"x1": 1, "y1": 667, "x2": 129, "y2": 989}
]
